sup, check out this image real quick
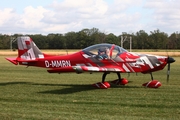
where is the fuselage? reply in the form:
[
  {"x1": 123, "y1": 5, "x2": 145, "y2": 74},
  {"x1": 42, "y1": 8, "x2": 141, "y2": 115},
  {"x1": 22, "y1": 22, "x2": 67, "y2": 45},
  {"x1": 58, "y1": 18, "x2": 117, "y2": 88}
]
[{"x1": 18, "y1": 50, "x2": 168, "y2": 74}]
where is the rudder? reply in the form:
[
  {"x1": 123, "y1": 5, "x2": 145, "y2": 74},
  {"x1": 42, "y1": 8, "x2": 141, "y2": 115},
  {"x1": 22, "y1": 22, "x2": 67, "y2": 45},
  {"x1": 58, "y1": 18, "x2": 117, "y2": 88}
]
[{"x1": 17, "y1": 36, "x2": 44, "y2": 60}]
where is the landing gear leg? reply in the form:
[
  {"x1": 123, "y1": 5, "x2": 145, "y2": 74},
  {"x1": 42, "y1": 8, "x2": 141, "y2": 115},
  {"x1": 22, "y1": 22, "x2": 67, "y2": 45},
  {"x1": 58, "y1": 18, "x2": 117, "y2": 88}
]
[
  {"x1": 102, "y1": 72, "x2": 109, "y2": 83},
  {"x1": 117, "y1": 72, "x2": 121, "y2": 81},
  {"x1": 102, "y1": 72, "x2": 107, "y2": 83},
  {"x1": 111, "y1": 72, "x2": 128, "y2": 85},
  {"x1": 150, "y1": 72, "x2": 154, "y2": 80},
  {"x1": 92, "y1": 72, "x2": 110, "y2": 89}
]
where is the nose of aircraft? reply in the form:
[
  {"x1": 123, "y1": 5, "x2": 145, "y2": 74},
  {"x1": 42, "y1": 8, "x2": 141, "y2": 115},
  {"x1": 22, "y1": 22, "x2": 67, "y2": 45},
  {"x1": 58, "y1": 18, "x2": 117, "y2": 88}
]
[{"x1": 167, "y1": 57, "x2": 175, "y2": 63}]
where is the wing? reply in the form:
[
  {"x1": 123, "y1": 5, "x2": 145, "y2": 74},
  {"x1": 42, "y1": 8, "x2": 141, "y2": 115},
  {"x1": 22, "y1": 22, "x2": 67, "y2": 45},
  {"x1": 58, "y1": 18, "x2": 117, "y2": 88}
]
[{"x1": 47, "y1": 65, "x2": 125, "y2": 73}]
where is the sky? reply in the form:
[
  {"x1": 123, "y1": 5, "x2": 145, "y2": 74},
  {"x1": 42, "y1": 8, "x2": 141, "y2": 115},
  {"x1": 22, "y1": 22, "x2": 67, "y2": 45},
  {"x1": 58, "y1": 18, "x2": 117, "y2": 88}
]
[{"x1": 0, "y1": 0, "x2": 180, "y2": 36}]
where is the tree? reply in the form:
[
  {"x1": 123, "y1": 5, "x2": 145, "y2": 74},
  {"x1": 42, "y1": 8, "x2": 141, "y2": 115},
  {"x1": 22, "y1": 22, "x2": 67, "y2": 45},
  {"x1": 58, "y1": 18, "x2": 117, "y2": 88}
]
[
  {"x1": 64, "y1": 32, "x2": 78, "y2": 49},
  {"x1": 105, "y1": 33, "x2": 118, "y2": 44},
  {"x1": 0, "y1": 35, "x2": 11, "y2": 49},
  {"x1": 149, "y1": 29, "x2": 168, "y2": 49},
  {"x1": 30, "y1": 34, "x2": 49, "y2": 49},
  {"x1": 76, "y1": 30, "x2": 90, "y2": 48},
  {"x1": 47, "y1": 34, "x2": 65, "y2": 49},
  {"x1": 0, "y1": 28, "x2": 179, "y2": 50},
  {"x1": 135, "y1": 30, "x2": 149, "y2": 49},
  {"x1": 168, "y1": 32, "x2": 180, "y2": 49}
]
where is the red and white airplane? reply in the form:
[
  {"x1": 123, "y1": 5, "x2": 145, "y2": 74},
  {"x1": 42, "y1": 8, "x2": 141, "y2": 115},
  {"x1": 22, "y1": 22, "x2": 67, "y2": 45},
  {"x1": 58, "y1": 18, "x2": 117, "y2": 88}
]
[{"x1": 6, "y1": 36, "x2": 175, "y2": 89}]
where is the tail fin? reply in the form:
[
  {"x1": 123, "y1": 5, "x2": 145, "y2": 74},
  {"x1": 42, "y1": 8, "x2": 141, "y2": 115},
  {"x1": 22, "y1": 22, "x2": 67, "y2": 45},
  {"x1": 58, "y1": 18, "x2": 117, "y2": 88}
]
[{"x1": 17, "y1": 36, "x2": 44, "y2": 60}]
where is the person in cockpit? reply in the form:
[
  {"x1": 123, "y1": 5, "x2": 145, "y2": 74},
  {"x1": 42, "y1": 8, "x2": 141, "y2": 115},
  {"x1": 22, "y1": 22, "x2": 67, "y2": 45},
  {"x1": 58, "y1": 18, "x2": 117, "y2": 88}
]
[{"x1": 97, "y1": 47, "x2": 109, "y2": 59}]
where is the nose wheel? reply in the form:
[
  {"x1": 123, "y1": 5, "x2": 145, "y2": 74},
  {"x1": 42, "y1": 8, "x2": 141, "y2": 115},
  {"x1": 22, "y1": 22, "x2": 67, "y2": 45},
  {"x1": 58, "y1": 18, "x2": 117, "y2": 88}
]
[{"x1": 142, "y1": 72, "x2": 161, "y2": 88}]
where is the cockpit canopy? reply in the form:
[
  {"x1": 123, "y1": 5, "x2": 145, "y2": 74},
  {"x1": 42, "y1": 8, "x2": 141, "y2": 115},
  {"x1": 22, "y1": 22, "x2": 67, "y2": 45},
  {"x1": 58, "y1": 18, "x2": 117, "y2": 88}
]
[{"x1": 82, "y1": 43, "x2": 128, "y2": 59}]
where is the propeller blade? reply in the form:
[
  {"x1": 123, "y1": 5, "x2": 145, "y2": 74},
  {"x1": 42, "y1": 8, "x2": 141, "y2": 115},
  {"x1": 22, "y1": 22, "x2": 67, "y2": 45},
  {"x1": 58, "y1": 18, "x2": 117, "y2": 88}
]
[
  {"x1": 167, "y1": 63, "x2": 170, "y2": 82},
  {"x1": 166, "y1": 57, "x2": 175, "y2": 82}
]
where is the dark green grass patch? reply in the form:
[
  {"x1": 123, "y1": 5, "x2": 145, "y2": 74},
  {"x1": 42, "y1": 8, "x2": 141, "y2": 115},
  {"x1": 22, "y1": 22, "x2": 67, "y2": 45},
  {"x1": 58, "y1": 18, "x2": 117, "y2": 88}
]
[{"x1": 0, "y1": 56, "x2": 180, "y2": 120}]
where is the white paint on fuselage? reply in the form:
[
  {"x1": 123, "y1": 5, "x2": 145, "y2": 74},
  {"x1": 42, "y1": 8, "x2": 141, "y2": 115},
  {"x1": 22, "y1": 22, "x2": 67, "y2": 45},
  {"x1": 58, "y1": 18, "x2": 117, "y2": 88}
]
[{"x1": 45, "y1": 60, "x2": 71, "y2": 68}]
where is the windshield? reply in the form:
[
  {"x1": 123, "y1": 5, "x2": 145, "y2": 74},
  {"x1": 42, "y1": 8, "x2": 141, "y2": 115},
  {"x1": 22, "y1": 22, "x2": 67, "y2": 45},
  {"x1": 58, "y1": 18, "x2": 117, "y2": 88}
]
[{"x1": 83, "y1": 43, "x2": 128, "y2": 59}]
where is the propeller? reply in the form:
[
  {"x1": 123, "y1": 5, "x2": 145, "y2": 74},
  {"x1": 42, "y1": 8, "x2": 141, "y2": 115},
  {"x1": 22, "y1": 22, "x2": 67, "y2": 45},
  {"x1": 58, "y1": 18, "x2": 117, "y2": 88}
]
[{"x1": 166, "y1": 56, "x2": 175, "y2": 82}]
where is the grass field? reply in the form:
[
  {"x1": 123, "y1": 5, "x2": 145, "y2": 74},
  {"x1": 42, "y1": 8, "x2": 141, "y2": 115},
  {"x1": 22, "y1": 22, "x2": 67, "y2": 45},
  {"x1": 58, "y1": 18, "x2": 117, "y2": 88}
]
[{"x1": 0, "y1": 55, "x2": 180, "y2": 120}]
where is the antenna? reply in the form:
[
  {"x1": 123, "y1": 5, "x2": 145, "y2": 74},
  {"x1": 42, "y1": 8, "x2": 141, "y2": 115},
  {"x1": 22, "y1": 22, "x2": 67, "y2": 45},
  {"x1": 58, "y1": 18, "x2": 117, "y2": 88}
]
[
  {"x1": 121, "y1": 34, "x2": 132, "y2": 52},
  {"x1": 121, "y1": 36, "x2": 127, "y2": 48},
  {"x1": 66, "y1": 49, "x2": 68, "y2": 55},
  {"x1": 10, "y1": 36, "x2": 17, "y2": 51},
  {"x1": 130, "y1": 36, "x2": 132, "y2": 52}
]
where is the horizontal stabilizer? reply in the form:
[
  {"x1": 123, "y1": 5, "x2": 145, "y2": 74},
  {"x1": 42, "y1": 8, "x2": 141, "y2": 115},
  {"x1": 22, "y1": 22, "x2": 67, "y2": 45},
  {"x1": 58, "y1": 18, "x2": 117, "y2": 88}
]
[
  {"x1": 6, "y1": 58, "x2": 18, "y2": 65},
  {"x1": 16, "y1": 57, "x2": 38, "y2": 62}
]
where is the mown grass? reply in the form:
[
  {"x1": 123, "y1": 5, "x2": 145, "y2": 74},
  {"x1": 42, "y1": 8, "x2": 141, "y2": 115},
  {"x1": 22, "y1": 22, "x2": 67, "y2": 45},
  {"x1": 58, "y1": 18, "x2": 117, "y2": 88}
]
[{"x1": 0, "y1": 56, "x2": 180, "y2": 120}]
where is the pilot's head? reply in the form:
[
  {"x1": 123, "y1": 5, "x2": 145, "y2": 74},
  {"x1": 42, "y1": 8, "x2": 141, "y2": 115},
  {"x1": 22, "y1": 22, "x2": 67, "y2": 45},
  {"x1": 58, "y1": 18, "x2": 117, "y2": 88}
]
[{"x1": 98, "y1": 47, "x2": 109, "y2": 55}]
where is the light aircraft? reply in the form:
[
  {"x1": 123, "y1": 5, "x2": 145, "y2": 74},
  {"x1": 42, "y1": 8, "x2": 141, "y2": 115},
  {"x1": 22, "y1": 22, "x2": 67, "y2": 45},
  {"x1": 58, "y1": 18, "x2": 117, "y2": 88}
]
[{"x1": 6, "y1": 36, "x2": 175, "y2": 89}]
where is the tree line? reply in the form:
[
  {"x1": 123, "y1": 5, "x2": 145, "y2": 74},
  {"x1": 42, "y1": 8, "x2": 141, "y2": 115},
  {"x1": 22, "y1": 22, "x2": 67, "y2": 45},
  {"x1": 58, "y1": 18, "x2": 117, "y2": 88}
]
[{"x1": 0, "y1": 28, "x2": 180, "y2": 50}]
